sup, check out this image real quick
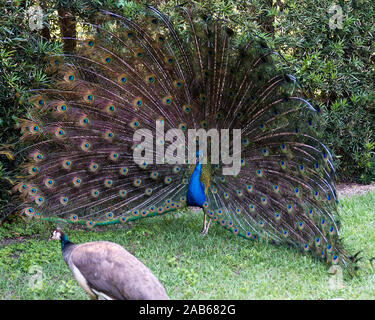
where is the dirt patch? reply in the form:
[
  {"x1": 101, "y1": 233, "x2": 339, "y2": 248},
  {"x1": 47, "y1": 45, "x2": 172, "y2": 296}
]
[
  {"x1": 0, "y1": 234, "x2": 41, "y2": 247},
  {"x1": 336, "y1": 181, "x2": 375, "y2": 198}
]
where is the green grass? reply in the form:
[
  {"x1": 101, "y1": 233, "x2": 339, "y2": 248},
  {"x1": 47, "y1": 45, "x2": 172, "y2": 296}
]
[{"x1": 1, "y1": 191, "x2": 375, "y2": 300}]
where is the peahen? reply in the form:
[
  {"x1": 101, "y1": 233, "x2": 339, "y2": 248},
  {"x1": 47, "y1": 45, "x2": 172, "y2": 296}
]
[
  {"x1": 49, "y1": 227, "x2": 169, "y2": 300},
  {"x1": 6, "y1": 5, "x2": 359, "y2": 275}
]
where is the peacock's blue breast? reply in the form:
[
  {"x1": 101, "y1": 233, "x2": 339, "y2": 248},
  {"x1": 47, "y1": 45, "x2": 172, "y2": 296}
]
[{"x1": 186, "y1": 164, "x2": 206, "y2": 207}]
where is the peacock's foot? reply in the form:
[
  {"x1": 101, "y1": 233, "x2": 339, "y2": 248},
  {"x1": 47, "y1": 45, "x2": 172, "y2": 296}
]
[
  {"x1": 200, "y1": 223, "x2": 211, "y2": 236},
  {"x1": 201, "y1": 227, "x2": 208, "y2": 236}
]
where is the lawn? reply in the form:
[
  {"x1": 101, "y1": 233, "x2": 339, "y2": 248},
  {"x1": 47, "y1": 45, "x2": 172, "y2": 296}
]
[{"x1": 0, "y1": 191, "x2": 374, "y2": 300}]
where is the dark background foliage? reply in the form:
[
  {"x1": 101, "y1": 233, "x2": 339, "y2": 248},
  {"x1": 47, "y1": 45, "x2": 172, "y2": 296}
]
[{"x1": 0, "y1": 0, "x2": 374, "y2": 214}]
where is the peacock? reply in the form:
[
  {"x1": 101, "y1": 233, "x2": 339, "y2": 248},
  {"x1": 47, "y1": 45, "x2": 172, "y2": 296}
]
[
  {"x1": 5, "y1": 4, "x2": 360, "y2": 275},
  {"x1": 50, "y1": 227, "x2": 169, "y2": 300}
]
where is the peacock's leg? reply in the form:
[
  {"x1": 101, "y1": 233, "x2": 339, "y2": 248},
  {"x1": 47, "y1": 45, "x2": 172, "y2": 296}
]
[
  {"x1": 201, "y1": 209, "x2": 212, "y2": 235},
  {"x1": 201, "y1": 212, "x2": 207, "y2": 234},
  {"x1": 203, "y1": 218, "x2": 212, "y2": 235}
]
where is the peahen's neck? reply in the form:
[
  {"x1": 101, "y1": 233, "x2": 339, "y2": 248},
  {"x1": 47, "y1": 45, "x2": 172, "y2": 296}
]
[{"x1": 60, "y1": 234, "x2": 73, "y2": 251}]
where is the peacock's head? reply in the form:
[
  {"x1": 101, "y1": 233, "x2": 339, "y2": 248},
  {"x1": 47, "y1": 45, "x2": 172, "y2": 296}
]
[{"x1": 50, "y1": 227, "x2": 64, "y2": 241}]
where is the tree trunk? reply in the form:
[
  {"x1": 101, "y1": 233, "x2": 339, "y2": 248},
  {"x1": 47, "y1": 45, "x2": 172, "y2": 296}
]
[
  {"x1": 58, "y1": 7, "x2": 76, "y2": 53},
  {"x1": 41, "y1": 25, "x2": 51, "y2": 40},
  {"x1": 40, "y1": 0, "x2": 51, "y2": 40}
]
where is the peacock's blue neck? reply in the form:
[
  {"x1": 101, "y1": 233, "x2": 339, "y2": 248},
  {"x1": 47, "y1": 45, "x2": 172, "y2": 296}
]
[{"x1": 186, "y1": 162, "x2": 206, "y2": 207}]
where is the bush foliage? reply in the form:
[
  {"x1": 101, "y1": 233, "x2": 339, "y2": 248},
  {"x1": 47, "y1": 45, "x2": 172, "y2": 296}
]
[{"x1": 0, "y1": 0, "x2": 374, "y2": 213}]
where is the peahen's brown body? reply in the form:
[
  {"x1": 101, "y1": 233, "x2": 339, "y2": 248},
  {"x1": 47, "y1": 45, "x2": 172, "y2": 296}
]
[
  {"x1": 7, "y1": 5, "x2": 359, "y2": 274},
  {"x1": 50, "y1": 228, "x2": 169, "y2": 300}
]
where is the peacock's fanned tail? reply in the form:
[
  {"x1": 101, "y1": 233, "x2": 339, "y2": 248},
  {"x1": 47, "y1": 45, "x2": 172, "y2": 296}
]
[{"x1": 10, "y1": 5, "x2": 357, "y2": 274}]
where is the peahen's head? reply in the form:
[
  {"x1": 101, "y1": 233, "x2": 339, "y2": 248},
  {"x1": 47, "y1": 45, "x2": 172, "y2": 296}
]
[
  {"x1": 50, "y1": 227, "x2": 64, "y2": 240},
  {"x1": 49, "y1": 227, "x2": 67, "y2": 241},
  {"x1": 50, "y1": 227, "x2": 72, "y2": 249}
]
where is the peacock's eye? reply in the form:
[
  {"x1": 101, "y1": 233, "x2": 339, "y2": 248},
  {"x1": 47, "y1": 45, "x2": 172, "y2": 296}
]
[{"x1": 62, "y1": 197, "x2": 68, "y2": 202}]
